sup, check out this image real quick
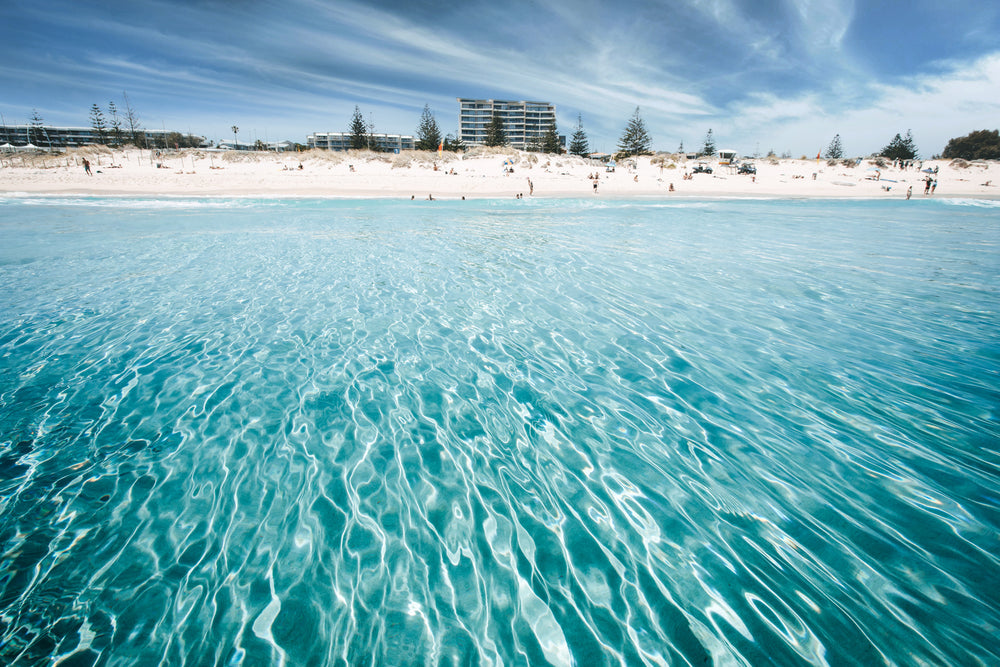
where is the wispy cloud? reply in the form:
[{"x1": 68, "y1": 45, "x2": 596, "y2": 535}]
[{"x1": 1, "y1": 0, "x2": 997, "y2": 152}]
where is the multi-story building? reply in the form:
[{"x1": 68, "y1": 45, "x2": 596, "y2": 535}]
[
  {"x1": 307, "y1": 132, "x2": 414, "y2": 152},
  {"x1": 457, "y1": 99, "x2": 559, "y2": 149},
  {"x1": 0, "y1": 125, "x2": 204, "y2": 149}
]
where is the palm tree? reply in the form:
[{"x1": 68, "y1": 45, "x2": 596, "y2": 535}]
[{"x1": 231, "y1": 125, "x2": 239, "y2": 150}]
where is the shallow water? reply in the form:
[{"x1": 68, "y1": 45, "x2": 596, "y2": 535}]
[{"x1": 1, "y1": 196, "x2": 998, "y2": 666}]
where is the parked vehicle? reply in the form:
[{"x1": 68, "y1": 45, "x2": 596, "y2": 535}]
[
  {"x1": 738, "y1": 163, "x2": 757, "y2": 175},
  {"x1": 692, "y1": 163, "x2": 713, "y2": 174}
]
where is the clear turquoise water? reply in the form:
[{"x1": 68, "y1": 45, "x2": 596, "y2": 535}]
[{"x1": 0, "y1": 195, "x2": 998, "y2": 666}]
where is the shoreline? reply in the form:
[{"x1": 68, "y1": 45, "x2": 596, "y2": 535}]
[
  {"x1": 2, "y1": 147, "x2": 997, "y2": 201},
  {"x1": 4, "y1": 191, "x2": 999, "y2": 204}
]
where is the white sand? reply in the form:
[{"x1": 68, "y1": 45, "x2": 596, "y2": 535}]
[{"x1": 1, "y1": 147, "x2": 997, "y2": 200}]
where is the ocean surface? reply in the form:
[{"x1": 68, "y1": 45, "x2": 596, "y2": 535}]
[{"x1": 0, "y1": 195, "x2": 998, "y2": 666}]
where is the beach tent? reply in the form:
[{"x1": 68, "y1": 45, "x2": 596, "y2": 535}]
[{"x1": 0, "y1": 143, "x2": 13, "y2": 153}]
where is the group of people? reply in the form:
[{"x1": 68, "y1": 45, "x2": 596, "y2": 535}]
[
  {"x1": 893, "y1": 159, "x2": 933, "y2": 171},
  {"x1": 902, "y1": 176, "x2": 938, "y2": 199}
]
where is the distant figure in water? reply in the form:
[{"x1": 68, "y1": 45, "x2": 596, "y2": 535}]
[
  {"x1": 427, "y1": 194, "x2": 434, "y2": 201},
  {"x1": 593, "y1": 180, "x2": 598, "y2": 194},
  {"x1": 83, "y1": 158, "x2": 92, "y2": 176}
]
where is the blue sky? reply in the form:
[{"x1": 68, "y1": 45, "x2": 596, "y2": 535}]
[{"x1": 3, "y1": 0, "x2": 999, "y2": 156}]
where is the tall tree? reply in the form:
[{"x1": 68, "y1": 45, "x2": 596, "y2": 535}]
[
  {"x1": 121, "y1": 91, "x2": 144, "y2": 147},
  {"x1": 231, "y1": 125, "x2": 239, "y2": 149},
  {"x1": 568, "y1": 114, "x2": 589, "y2": 156},
  {"x1": 349, "y1": 106, "x2": 368, "y2": 150},
  {"x1": 89, "y1": 104, "x2": 108, "y2": 145},
  {"x1": 825, "y1": 133, "x2": 843, "y2": 159},
  {"x1": 107, "y1": 101, "x2": 124, "y2": 146},
  {"x1": 484, "y1": 112, "x2": 506, "y2": 147},
  {"x1": 541, "y1": 122, "x2": 561, "y2": 154},
  {"x1": 902, "y1": 129, "x2": 918, "y2": 159},
  {"x1": 617, "y1": 107, "x2": 652, "y2": 157},
  {"x1": 678, "y1": 140, "x2": 684, "y2": 154},
  {"x1": 443, "y1": 133, "x2": 466, "y2": 152},
  {"x1": 880, "y1": 129, "x2": 918, "y2": 161},
  {"x1": 700, "y1": 128, "x2": 716, "y2": 157},
  {"x1": 415, "y1": 105, "x2": 442, "y2": 151},
  {"x1": 28, "y1": 109, "x2": 46, "y2": 146},
  {"x1": 366, "y1": 114, "x2": 381, "y2": 151},
  {"x1": 942, "y1": 129, "x2": 1000, "y2": 160}
]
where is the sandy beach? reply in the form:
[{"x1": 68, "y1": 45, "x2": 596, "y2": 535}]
[{"x1": 2, "y1": 146, "x2": 997, "y2": 200}]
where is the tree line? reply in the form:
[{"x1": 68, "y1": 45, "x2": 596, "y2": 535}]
[
  {"x1": 74, "y1": 93, "x2": 998, "y2": 159},
  {"x1": 85, "y1": 92, "x2": 201, "y2": 148}
]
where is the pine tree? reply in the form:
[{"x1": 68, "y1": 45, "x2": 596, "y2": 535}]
[
  {"x1": 484, "y1": 113, "x2": 506, "y2": 147},
  {"x1": 541, "y1": 122, "x2": 561, "y2": 154},
  {"x1": 89, "y1": 104, "x2": 108, "y2": 145},
  {"x1": 880, "y1": 130, "x2": 918, "y2": 161},
  {"x1": 28, "y1": 109, "x2": 46, "y2": 146},
  {"x1": 700, "y1": 129, "x2": 716, "y2": 157},
  {"x1": 443, "y1": 133, "x2": 466, "y2": 152},
  {"x1": 678, "y1": 140, "x2": 684, "y2": 154},
  {"x1": 825, "y1": 133, "x2": 843, "y2": 159},
  {"x1": 568, "y1": 114, "x2": 589, "y2": 156},
  {"x1": 617, "y1": 107, "x2": 652, "y2": 157},
  {"x1": 107, "y1": 101, "x2": 124, "y2": 146},
  {"x1": 349, "y1": 106, "x2": 368, "y2": 150},
  {"x1": 902, "y1": 129, "x2": 918, "y2": 160},
  {"x1": 367, "y1": 115, "x2": 381, "y2": 152},
  {"x1": 415, "y1": 105, "x2": 442, "y2": 151}
]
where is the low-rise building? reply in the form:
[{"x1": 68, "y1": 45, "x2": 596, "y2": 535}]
[
  {"x1": 307, "y1": 132, "x2": 414, "y2": 152},
  {"x1": 0, "y1": 125, "x2": 204, "y2": 149}
]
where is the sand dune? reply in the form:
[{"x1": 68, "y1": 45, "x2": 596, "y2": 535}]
[{"x1": 2, "y1": 147, "x2": 997, "y2": 200}]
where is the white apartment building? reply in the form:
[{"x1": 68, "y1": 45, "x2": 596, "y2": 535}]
[
  {"x1": 307, "y1": 132, "x2": 415, "y2": 152},
  {"x1": 458, "y1": 99, "x2": 557, "y2": 149}
]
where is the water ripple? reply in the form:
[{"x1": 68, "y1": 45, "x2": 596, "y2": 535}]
[{"x1": 1, "y1": 198, "x2": 998, "y2": 665}]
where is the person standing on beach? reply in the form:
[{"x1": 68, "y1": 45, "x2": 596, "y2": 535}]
[
  {"x1": 924, "y1": 177, "x2": 932, "y2": 195},
  {"x1": 83, "y1": 158, "x2": 91, "y2": 175},
  {"x1": 931, "y1": 179, "x2": 937, "y2": 194},
  {"x1": 906, "y1": 186, "x2": 912, "y2": 200},
  {"x1": 527, "y1": 178, "x2": 533, "y2": 196}
]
